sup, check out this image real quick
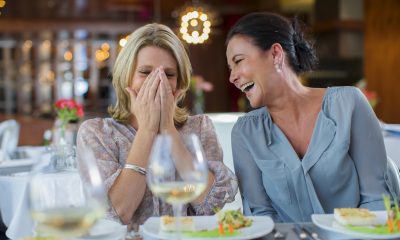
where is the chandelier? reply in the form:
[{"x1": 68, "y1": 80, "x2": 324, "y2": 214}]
[
  {"x1": 0, "y1": 0, "x2": 6, "y2": 15},
  {"x1": 177, "y1": 1, "x2": 216, "y2": 45}
]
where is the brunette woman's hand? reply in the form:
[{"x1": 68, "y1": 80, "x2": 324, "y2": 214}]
[
  {"x1": 158, "y1": 68, "x2": 178, "y2": 133},
  {"x1": 126, "y1": 68, "x2": 161, "y2": 133}
]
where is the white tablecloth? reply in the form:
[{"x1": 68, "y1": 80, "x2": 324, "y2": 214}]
[{"x1": 0, "y1": 174, "x2": 32, "y2": 239}]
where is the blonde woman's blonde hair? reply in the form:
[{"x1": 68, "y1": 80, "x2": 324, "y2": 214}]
[{"x1": 108, "y1": 23, "x2": 192, "y2": 127}]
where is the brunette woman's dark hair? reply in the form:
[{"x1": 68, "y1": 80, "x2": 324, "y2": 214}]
[{"x1": 227, "y1": 12, "x2": 318, "y2": 74}]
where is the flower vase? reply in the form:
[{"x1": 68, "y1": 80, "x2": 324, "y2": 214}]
[
  {"x1": 50, "y1": 143, "x2": 77, "y2": 171},
  {"x1": 51, "y1": 119, "x2": 78, "y2": 171},
  {"x1": 193, "y1": 89, "x2": 205, "y2": 114},
  {"x1": 52, "y1": 118, "x2": 79, "y2": 146}
]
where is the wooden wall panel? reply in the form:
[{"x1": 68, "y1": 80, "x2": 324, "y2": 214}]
[
  {"x1": 364, "y1": 0, "x2": 400, "y2": 123},
  {"x1": 0, "y1": 114, "x2": 53, "y2": 146},
  {"x1": 188, "y1": 32, "x2": 231, "y2": 113}
]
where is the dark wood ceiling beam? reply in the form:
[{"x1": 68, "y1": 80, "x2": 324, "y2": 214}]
[{"x1": 0, "y1": 19, "x2": 140, "y2": 34}]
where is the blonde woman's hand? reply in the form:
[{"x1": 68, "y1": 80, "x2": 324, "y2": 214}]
[
  {"x1": 159, "y1": 68, "x2": 177, "y2": 133},
  {"x1": 126, "y1": 68, "x2": 161, "y2": 133}
]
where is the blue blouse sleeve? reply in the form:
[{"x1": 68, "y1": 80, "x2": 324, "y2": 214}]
[
  {"x1": 231, "y1": 120, "x2": 280, "y2": 221},
  {"x1": 349, "y1": 88, "x2": 390, "y2": 209}
]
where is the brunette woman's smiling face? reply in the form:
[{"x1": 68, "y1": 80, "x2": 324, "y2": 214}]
[{"x1": 227, "y1": 35, "x2": 278, "y2": 108}]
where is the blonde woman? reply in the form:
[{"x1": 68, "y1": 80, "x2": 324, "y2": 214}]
[{"x1": 77, "y1": 23, "x2": 237, "y2": 225}]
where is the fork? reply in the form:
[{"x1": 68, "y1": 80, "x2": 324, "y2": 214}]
[
  {"x1": 292, "y1": 225, "x2": 308, "y2": 239},
  {"x1": 302, "y1": 225, "x2": 322, "y2": 240},
  {"x1": 293, "y1": 224, "x2": 323, "y2": 240},
  {"x1": 272, "y1": 228, "x2": 287, "y2": 239}
]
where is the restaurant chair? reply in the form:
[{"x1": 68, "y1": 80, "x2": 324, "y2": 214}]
[
  {"x1": 207, "y1": 112, "x2": 244, "y2": 211},
  {"x1": 386, "y1": 156, "x2": 400, "y2": 200},
  {"x1": 0, "y1": 119, "x2": 20, "y2": 161}
]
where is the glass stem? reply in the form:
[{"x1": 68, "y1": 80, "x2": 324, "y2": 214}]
[{"x1": 173, "y1": 204, "x2": 183, "y2": 240}]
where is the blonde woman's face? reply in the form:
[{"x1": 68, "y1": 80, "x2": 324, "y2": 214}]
[{"x1": 131, "y1": 45, "x2": 178, "y2": 94}]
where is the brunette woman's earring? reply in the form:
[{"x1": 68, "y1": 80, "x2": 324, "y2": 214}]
[{"x1": 275, "y1": 64, "x2": 282, "y2": 73}]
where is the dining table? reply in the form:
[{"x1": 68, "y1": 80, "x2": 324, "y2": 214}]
[
  {"x1": 131, "y1": 222, "x2": 370, "y2": 240},
  {"x1": 1, "y1": 119, "x2": 400, "y2": 240}
]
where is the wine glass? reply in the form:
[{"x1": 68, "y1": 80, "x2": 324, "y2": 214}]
[
  {"x1": 28, "y1": 147, "x2": 107, "y2": 239},
  {"x1": 147, "y1": 134, "x2": 208, "y2": 239}
]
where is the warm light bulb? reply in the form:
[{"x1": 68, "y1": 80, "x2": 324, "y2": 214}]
[
  {"x1": 181, "y1": 21, "x2": 189, "y2": 28},
  {"x1": 200, "y1": 13, "x2": 207, "y2": 21},
  {"x1": 64, "y1": 51, "x2": 73, "y2": 61},
  {"x1": 101, "y1": 43, "x2": 110, "y2": 51},
  {"x1": 190, "y1": 19, "x2": 198, "y2": 27},
  {"x1": 119, "y1": 38, "x2": 127, "y2": 47},
  {"x1": 192, "y1": 31, "x2": 199, "y2": 37},
  {"x1": 180, "y1": 27, "x2": 187, "y2": 34},
  {"x1": 0, "y1": 0, "x2": 5, "y2": 8},
  {"x1": 182, "y1": 14, "x2": 189, "y2": 22},
  {"x1": 23, "y1": 40, "x2": 33, "y2": 49},
  {"x1": 42, "y1": 40, "x2": 51, "y2": 49}
]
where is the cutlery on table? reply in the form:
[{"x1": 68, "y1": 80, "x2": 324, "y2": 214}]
[
  {"x1": 302, "y1": 225, "x2": 322, "y2": 240},
  {"x1": 272, "y1": 228, "x2": 286, "y2": 239},
  {"x1": 293, "y1": 224, "x2": 322, "y2": 240},
  {"x1": 292, "y1": 225, "x2": 308, "y2": 240}
]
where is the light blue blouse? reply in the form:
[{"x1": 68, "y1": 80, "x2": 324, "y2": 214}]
[{"x1": 232, "y1": 87, "x2": 393, "y2": 222}]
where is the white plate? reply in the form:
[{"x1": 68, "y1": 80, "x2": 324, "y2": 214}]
[
  {"x1": 142, "y1": 216, "x2": 273, "y2": 240},
  {"x1": 312, "y1": 211, "x2": 400, "y2": 239},
  {"x1": 76, "y1": 219, "x2": 127, "y2": 240}
]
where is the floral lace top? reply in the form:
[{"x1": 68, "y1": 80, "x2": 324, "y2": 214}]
[{"x1": 76, "y1": 115, "x2": 238, "y2": 225}]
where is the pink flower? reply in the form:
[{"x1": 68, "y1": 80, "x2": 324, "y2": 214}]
[
  {"x1": 54, "y1": 99, "x2": 85, "y2": 124},
  {"x1": 76, "y1": 105, "x2": 84, "y2": 118},
  {"x1": 360, "y1": 89, "x2": 378, "y2": 109},
  {"x1": 192, "y1": 75, "x2": 214, "y2": 92}
]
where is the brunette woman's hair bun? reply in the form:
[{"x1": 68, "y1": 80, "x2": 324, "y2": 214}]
[{"x1": 291, "y1": 17, "x2": 318, "y2": 73}]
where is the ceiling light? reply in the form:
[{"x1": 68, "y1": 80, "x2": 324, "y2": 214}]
[{"x1": 177, "y1": 1, "x2": 218, "y2": 45}]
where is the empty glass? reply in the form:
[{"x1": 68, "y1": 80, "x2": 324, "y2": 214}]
[{"x1": 28, "y1": 147, "x2": 107, "y2": 238}]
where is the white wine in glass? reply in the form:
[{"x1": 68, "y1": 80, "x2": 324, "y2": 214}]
[
  {"x1": 147, "y1": 134, "x2": 208, "y2": 239},
  {"x1": 28, "y1": 147, "x2": 107, "y2": 238},
  {"x1": 150, "y1": 181, "x2": 207, "y2": 205}
]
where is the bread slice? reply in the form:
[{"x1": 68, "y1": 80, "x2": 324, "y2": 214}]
[
  {"x1": 334, "y1": 208, "x2": 377, "y2": 226},
  {"x1": 160, "y1": 215, "x2": 195, "y2": 232}
]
